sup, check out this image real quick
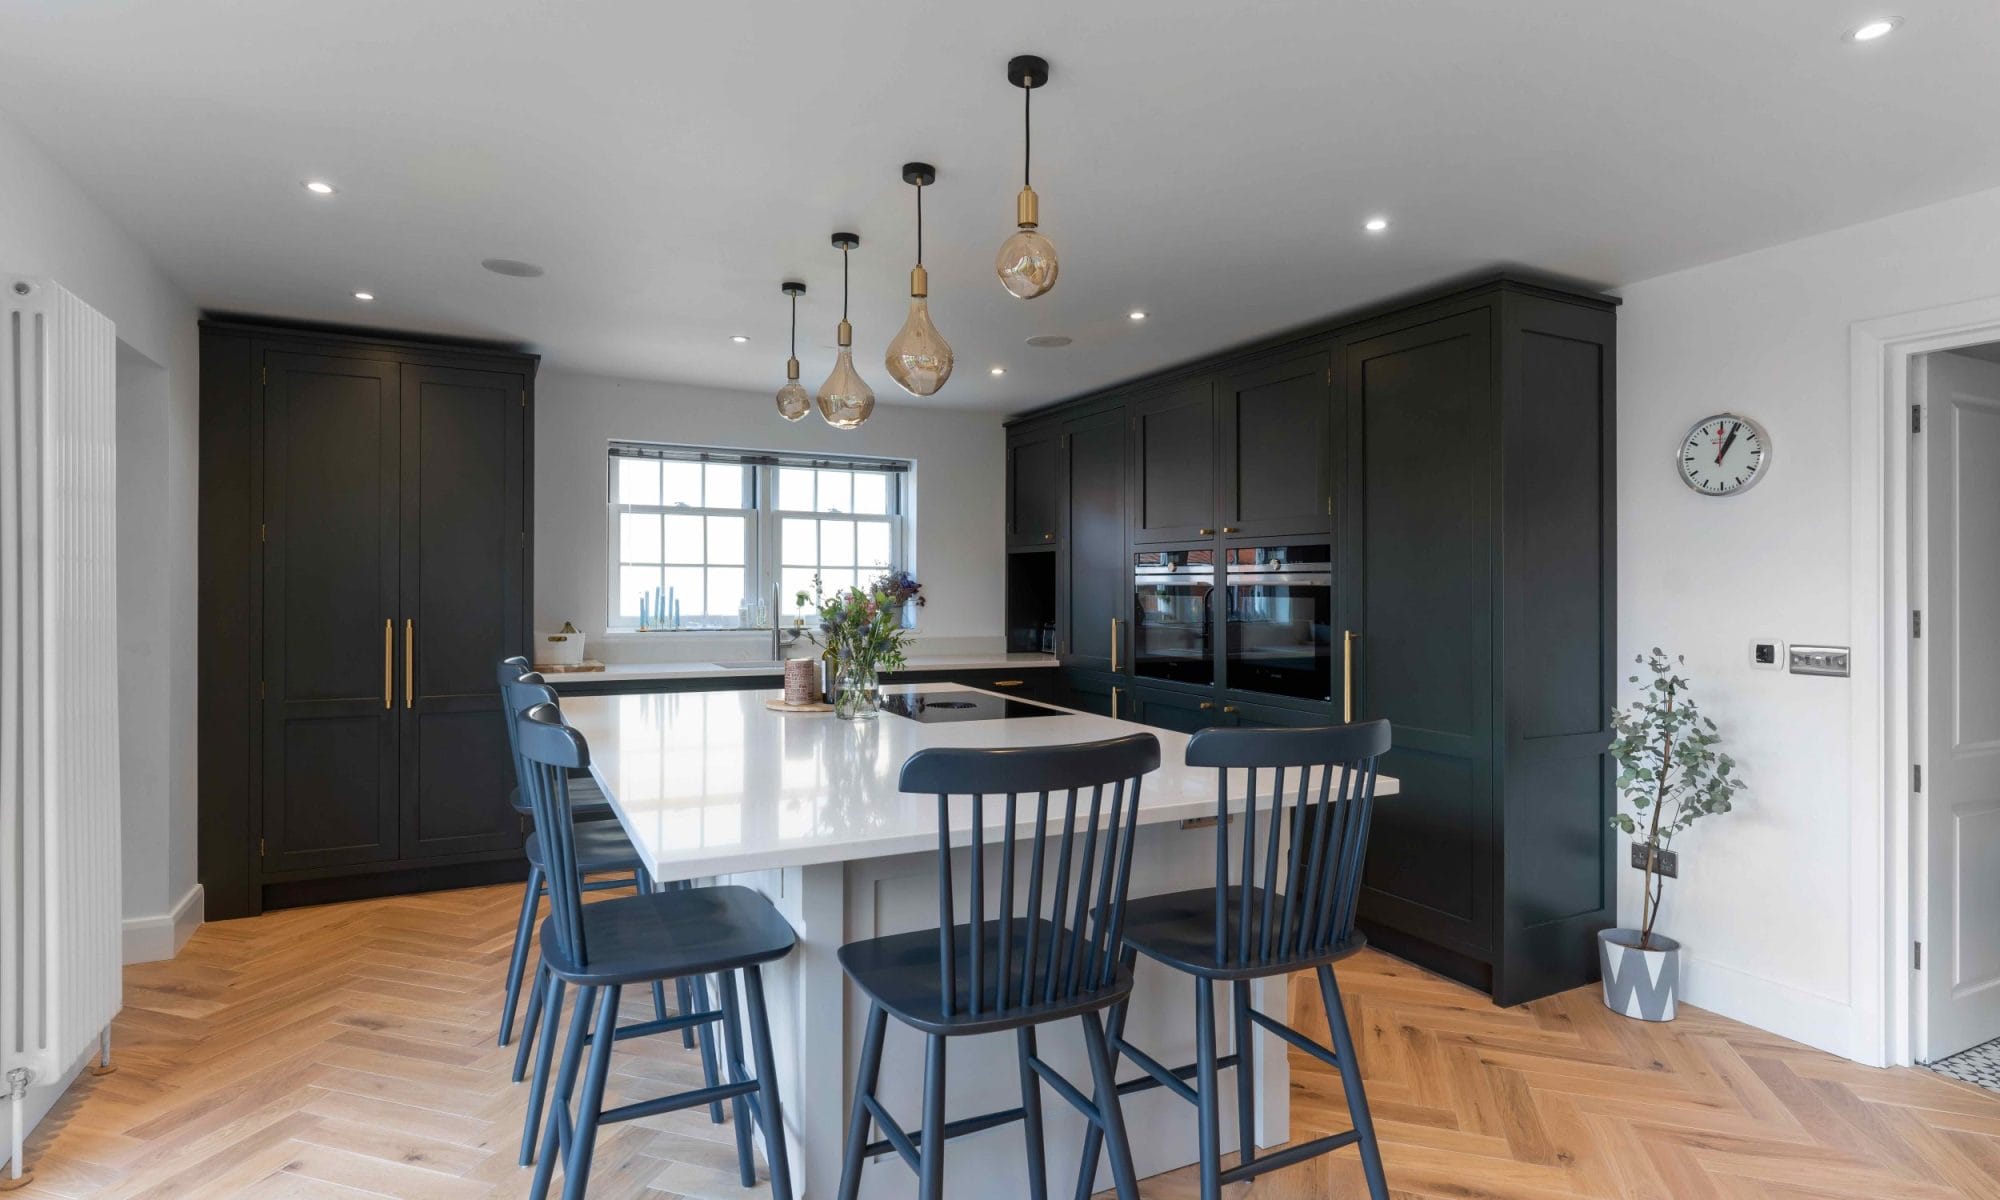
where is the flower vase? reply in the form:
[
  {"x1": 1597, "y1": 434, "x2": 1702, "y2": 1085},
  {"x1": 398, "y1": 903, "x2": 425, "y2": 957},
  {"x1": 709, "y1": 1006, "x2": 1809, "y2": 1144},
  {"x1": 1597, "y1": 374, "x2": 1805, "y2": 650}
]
[{"x1": 835, "y1": 661, "x2": 880, "y2": 720}]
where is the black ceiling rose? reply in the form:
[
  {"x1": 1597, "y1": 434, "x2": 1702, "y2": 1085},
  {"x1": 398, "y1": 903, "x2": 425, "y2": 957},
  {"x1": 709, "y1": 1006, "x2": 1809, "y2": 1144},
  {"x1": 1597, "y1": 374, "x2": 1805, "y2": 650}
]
[{"x1": 1007, "y1": 54, "x2": 1049, "y2": 89}]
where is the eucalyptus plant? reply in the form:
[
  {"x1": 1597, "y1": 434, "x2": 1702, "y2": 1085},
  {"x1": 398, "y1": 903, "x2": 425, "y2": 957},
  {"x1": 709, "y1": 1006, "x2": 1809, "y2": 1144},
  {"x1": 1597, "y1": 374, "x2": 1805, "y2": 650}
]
[{"x1": 1609, "y1": 649, "x2": 1743, "y2": 949}]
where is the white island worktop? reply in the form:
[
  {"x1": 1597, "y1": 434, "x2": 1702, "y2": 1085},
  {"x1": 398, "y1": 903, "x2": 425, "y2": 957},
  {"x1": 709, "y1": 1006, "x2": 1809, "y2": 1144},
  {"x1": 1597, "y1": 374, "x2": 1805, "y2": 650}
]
[{"x1": 560, "y1": 683, "x2": 1396, "y2": 1199}]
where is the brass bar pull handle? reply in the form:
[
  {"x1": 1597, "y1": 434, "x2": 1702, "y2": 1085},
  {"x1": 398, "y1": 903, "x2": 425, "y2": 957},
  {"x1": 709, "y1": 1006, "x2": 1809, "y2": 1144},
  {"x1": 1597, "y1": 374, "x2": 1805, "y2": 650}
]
[
  {"x1": 1222, "y1": 705, "x2": 1238, "y2": 715},
  {"x1": 991, "y1": 679, "x2": 1025, "y2": 687},
  {"x1": 1198, "y1": 527, "x2": 1215, "y2": 537},
  {"x1": 383, "y1": 619, "x2": 393, "y2": 709},
  {"x1": 1343, "y1": 629, "x2": 1358, "y2": 723},
  {"x1": 1221, "y1": 526, "x2": 1240, "y2": 534},
  {"x1": 1199, "y1": 701, "x2": 1214, "y2": 711},
  {"x1": 1111, "y1": 686, "x2": 1122, "y2": 720},
  {"x1": 404, "y1": 619, "x2": 414, "y2": 710},
  {"x1": 1110, "y1": 617, "x2": 1120, "y2": 673}
]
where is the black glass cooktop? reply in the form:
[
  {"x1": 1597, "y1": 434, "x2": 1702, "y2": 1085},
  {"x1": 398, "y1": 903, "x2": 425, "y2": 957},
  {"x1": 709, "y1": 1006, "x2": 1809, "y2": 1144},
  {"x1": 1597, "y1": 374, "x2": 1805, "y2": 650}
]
[{"x1": 879, "y1": 690, "x2": 1063, "y2": 723}]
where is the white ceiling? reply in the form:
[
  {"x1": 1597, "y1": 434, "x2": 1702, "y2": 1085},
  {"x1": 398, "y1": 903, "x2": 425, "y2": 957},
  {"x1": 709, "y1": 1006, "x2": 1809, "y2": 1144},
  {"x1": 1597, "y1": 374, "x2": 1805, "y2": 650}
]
[{"x1": 3, "y1": 0, "x2": 1997, "y2": 413}]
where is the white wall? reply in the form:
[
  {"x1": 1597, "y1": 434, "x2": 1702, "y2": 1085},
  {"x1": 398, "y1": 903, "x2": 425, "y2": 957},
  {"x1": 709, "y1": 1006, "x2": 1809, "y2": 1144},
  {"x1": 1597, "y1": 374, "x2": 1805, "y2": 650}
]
[
  {"x1": 533, "y1": 370, "x2": 1007, "y2": 659},
  {"x1": 1616, "y1": 182, "x2": 2000, "y2": 1059}
]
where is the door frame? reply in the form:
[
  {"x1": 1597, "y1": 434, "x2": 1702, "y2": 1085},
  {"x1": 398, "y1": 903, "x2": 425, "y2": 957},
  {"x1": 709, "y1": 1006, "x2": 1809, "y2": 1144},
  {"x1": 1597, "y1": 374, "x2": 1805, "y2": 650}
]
[{"x1": 1849, "y1": 292, "x2": 2000, "y2": 1067}]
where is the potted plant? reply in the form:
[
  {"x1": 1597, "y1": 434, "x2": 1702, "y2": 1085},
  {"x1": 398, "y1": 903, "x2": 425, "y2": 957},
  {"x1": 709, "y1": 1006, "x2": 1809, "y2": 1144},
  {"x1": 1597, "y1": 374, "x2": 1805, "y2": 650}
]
[
  {"x1": 796, "y1": 571, "x2": 923, "y2": 720},
  {"x1": 1602, "y1": 649, "x2": 1744, "y2": 1021}
]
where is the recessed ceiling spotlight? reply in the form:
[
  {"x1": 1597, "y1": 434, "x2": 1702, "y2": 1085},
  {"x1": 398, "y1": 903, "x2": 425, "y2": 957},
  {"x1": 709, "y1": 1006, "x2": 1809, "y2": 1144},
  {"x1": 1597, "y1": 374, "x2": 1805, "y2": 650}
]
[
  {"x1": 731, "y1": 335, "x2": 750, "y2": 343},
  {"x1": 1128, "y1": 311, "x2": 1147, "y2": 321},
  {"x1": 990, "y1": 366, "x2": 1006, "y2": 376},
  {"x1": 1364, "y1": 216, "x2": 1390, "y2": 233},
  {"x1": 1024, "y1": 334, "x2": 1073, "y2": 348},
  {"x1": 352, "y1": 291, "x2": 375, "y2": 301},
  {"x1": 481, "y1": 258, "x2": 546, "y2": 278},
  {"x1": 1845, "y1": 16, "x2": 1902, "y2": 41},
  {"x1": 304, "y1": 180, "x2": 336, "y2": 195}
]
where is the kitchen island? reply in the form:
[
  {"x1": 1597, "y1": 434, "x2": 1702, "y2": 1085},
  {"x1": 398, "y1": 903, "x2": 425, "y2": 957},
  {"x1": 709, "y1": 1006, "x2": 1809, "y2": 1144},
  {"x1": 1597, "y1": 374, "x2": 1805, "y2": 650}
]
[{"x1": 559, "y1": 682, "x2": 1397, "y2": 1198}]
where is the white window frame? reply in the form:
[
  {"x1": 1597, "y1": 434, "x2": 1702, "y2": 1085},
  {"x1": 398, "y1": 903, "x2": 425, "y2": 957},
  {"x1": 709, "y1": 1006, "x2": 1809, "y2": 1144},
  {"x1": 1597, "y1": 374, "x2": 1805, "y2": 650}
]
[{"x1": 606, "y1": 444, "x2": 909, "y2": 632}]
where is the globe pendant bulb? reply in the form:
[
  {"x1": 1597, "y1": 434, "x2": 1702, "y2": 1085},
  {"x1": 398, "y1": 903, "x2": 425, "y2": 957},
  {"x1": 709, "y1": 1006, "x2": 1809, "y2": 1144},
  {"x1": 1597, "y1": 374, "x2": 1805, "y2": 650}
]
[
  {"x1": 885, "y1": 295, "x2": 954, "y2": 397},
  {"x1": 775, "y1": 380, "x2": 810, "y2": 422},
  {"x1": 997, "y1": 227, "x2": 1058, "y2": 299},
  {"x1": 817, "y1": 347, "x2": 875, "y2": 429}
]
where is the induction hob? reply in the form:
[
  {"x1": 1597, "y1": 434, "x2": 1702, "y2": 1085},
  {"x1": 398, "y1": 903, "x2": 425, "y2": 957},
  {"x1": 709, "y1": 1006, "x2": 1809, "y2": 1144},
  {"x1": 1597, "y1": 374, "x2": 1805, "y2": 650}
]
[{"x1": 878, "y1": 690, "x2": 1064, "y2": 723}]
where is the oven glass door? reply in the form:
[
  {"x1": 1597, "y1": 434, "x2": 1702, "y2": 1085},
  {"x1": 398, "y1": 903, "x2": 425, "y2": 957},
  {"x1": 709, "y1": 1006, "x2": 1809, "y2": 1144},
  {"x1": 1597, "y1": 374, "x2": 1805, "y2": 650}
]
[
  {"x1": 1224, "y1": 571, "x2": 1333, "y2": 701},
  {"x1": 1133, "y1": 550, "x2": 1216, "y2": 686}
]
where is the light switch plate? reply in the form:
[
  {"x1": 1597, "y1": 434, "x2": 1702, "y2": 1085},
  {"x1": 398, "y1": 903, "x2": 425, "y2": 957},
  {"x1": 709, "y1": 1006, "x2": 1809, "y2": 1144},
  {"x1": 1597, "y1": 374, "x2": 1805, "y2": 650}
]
[
  {"x1": 1789, "y1": 644, "x2": 1851, "y2": 677},
  {"x1": 1751, "y1": 640, "x2": 1783, "y2": 671}
]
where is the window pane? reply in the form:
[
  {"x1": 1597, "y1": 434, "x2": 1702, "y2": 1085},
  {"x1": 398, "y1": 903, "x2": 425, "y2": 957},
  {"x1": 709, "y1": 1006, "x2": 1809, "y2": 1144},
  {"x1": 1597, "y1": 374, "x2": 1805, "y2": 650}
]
[
  {"x1": 707, "y1": 567, "x2": 746, "y2": 620},
  {"x1": 781, "y1": 518, "x2": 817, "y2": 565},
  {"x1": 620, "y1": 512, "x2": 661, "y2": 563},
  {"x1": 819, "y1": 568, "x2": 856, "y2": 597},
  {"x1": 852, "y1": 472, "x2": 889, "y2": 515},
  {"x1": 705, "y1": 463, "x2": 747, "y2": 508},
  {"x1": 619, "y1": 565, "x2": 662, "y2": 617},
  {"x1": 707, "y1": 515, "x2": 746, "y2": 565},
  {"x1": 820, "y1": 519, "x2": 855, "y2": 566},
  {"x1": 617, "y1": 459, "x2": 660, "y2": 507},
  {"x1": 782, "y1": 567, "x2": 821, "y2": 616},
  {"x1": 662, "y1": 567, "x2": 703, "y2": 619},
  {"x1": 777, "y1": 468, "x2": 815, "y2": 512},
  {"x1": 662, "y1": 461, "x2": 703, "y2": 508},
  {"x1": 662, "y1": 514, "x2": 703, "y2": 563},
  {"x1": 856, "y1": 521, "x2": 891, "y2": 569},
  {"x1": 816, "y1": 470, "x2": 851, "y2": 513}
]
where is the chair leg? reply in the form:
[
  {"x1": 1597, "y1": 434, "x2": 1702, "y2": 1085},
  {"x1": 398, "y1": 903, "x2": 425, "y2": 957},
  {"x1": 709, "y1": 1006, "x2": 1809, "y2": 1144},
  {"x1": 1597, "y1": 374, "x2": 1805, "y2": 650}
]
[
  {"x1": 1319, "y1": 966, "x2": 1388, "y2": 1200},
  {"x1": 1194, "y1": 980, "x2": 1223, "y2": 1200},
  {"x1": 1071, "y1": 947, "x2": 1136, "y2": 1200},
  {"x1": 519, "y1": 972, "x2": 566, "y2": 1165},
  {"x1": 676, "y1": 977, "x2": 698, "y2": 1049},
  {"x1": 530, "y1": 984, "x2": 596, "y2": 1200},
  {"x1": 837, "y1": 1003, "x2": 888, "y2": 1200},
  {"x1": 499, "y1": 865, "x2": 544, "y2": 1047},
  {"x1": 697, "y1": 974, "x2": 725, "y2": 1123},
  {"x1": 513, "y1": 957, "x2": 548, "y2": 1083},
  {"x1": 560, "y1": 984, "x2": 622, "y2": 1200},
  {"x1": 715, "y1": 971, "x2": 757, "y2": 1187},
  {"x1": 919, "y1": 1032, "x2": 948, "y2": 1200},
  {"x1": 1232, "y1": 978, "x2": 1257, "y2": 1171},
  {"x1": 1016, "y1": 1027, "x2": 1048, "y2": 1200},
  {"x1": 743, "y1": 965, "x2": 794, "y2": 1199},
  {"x1": 1081, "y1": 1011, "x2": 1140, "y2": 1200}
]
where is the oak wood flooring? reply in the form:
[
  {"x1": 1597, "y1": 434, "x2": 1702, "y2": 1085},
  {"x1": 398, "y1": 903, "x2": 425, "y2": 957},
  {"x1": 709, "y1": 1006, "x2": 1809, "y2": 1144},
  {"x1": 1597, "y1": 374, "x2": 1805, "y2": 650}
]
[{"x1": 13, "y1": 884, "x2": 1999, "y2": 1198}]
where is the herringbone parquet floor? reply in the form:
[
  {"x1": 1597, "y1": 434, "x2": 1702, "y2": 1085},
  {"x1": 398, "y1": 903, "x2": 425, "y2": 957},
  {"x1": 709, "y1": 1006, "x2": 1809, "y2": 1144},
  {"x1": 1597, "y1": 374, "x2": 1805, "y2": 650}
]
[{"x1": 15, "y1": 884, "x2": 2000, "y2": 1198}]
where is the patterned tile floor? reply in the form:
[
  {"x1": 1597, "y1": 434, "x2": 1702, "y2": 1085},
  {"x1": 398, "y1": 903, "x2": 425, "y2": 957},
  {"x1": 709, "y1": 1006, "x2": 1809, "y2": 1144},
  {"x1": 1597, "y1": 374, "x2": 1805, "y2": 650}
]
[{"x1": 1932, "y1": 1037, "x2": 2000, "y2": 1095}]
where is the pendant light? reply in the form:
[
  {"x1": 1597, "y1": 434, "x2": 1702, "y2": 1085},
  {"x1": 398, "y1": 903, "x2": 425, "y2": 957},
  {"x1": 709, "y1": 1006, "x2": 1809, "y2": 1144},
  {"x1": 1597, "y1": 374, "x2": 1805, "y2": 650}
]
[
  {"x1": 774, "y1": 281, "x2": 811, "y2": 421},
  {"x1": 996, "y1": 54, "x2": 1058, "y2": 300},
  {"x1": 816, "y1": 232, "x2": 875, "y2": 429},
  {"x1": 885, "y1": 162, "x2": 954, "y2": 397}
]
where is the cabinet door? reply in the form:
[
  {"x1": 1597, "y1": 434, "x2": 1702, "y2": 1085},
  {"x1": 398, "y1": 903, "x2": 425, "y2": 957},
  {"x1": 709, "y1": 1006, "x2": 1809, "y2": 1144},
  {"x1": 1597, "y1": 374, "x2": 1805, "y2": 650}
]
[
  {"x1": 260, "y1": 353, "x2": 403, "y2": 871},
  {"x1": 1060, "y1": 408, "x2": 1128, "y2": 674},
  {"x1": 398, "y1": 364, "x2": 528, "y2": 859},
  {"x1": 1131, "y1": 684, "x2": 1222, "y2": 734},
  {"x1": 1007, "y1": 427, "x2": 1062, "y2": 548},
  {"x1": 1129, "y1": 380, "x2": 1218, "y2": 543},
  {"x1": 1341, "y1": 311, "x2": 1497, "y2": 959},
  {"x1": 1219, "y1": 348, "x2": 1334, "y2": 539},
  {"x1": 1061, "y1": 669, "x2": 1120, "y2": 719}
]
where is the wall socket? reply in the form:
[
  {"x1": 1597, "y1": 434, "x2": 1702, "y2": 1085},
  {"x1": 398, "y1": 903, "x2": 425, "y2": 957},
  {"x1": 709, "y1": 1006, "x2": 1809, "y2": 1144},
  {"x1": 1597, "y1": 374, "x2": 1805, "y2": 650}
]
[
  {"x1": 1630, "y1": 842, "x2": 1679, "y2": 878},
  {"x1": 1751, "y1": 640, "x2": 1783, "y2": 670}
]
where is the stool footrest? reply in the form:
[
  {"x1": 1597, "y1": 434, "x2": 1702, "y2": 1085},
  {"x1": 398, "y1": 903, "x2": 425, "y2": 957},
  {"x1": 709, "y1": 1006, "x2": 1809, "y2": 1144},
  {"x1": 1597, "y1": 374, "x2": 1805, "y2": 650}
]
[
  {"x1": 1218, "y1": 1128, "x2": 1360, "y2": 1184},
  {"x1": 861, "y1": 1095, "x2": 921, "y2": 1172},
  {"x1": 602, "y1": 1009, "x2": 721, "y2": 1044},
  {"x1": 863, "y1": 1100, "x2": 1029, "y2": 1164},
  {"x1": 600, "y1": 1078, "x2": 761, "y2": 1127},
  {"x1": 1027, "y1": 1054, "x2": 1111, "y2": 1129},
  {"x1": 1247, "y1": 1007, "x2": 1341, "y2": 1072},
  {"x1": 1107, "y1": 1034, "x2": 1239, "y2": 1106}
]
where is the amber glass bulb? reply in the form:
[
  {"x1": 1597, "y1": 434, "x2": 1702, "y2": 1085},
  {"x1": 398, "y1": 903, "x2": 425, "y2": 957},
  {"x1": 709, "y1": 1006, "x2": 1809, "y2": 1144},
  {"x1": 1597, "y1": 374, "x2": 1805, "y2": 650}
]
[
  {"x1": 997, "y1": 228, "x2": 1058, "y2": 299},
  {"x1": 817, "y1": 322, "x2": 874, "y2": 429},
  {"x1": 884, "y1": 270, "x2": 953, "y2": 396},
  {"x1": 775, "y1": 357, "x2": 810, "y2": 421}
]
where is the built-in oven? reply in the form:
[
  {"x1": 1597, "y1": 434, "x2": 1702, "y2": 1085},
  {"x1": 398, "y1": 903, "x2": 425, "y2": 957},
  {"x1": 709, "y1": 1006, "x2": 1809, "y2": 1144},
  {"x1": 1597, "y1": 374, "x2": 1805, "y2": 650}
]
[
  {"x1": 1223, "y1": 544, "x2": 1333, "y2": 702},
  {"x1": 1132, "y1": 549, "x2": 1217, "y2": 686}
]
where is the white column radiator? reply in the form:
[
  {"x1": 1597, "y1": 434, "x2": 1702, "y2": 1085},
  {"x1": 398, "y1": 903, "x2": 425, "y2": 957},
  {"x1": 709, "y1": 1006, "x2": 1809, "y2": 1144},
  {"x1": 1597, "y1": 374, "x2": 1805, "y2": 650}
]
[{"x1": 0, "y1": 277, "x2": 122, "y2": 1185}]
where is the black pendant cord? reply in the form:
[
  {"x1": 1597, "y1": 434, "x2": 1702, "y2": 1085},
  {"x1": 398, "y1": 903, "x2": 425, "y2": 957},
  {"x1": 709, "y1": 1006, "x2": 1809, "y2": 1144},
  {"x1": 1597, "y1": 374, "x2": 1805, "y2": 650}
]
[
  {"x1": 915, "y1": 182, "x2": 925, "y2": 268},
  {"x1": 841, "y1": 246, "x2": 850, "y2": 322},
  {"x1": 1023, "y1": 85, "x2": 1032, "y2": 188},
  {"x1": 788, "y1": 291, "x2": 797, "y2": 359}
]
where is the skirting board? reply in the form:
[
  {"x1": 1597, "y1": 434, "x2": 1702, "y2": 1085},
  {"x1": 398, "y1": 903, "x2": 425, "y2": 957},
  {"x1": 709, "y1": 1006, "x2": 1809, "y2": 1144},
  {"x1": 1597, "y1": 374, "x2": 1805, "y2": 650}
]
[
  {"x1": 122, "y1": 883, "x2": 203, "y2": 964},
  {"x1": 1680, "y1": 949, "x2": 1855, "y2": 1060}
]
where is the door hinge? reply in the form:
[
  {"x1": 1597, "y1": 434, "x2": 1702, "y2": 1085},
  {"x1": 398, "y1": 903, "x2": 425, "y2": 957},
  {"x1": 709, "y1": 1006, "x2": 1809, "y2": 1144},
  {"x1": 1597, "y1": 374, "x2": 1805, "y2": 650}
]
[
  {"x1": 1912, "y1": 404, "x2": 1923, "y2": 434},
  {"x1": 1913, "y1": 610, "x2": 1922, "y2": 638},
  {"x1": 258, "y1": 837, "x2": 266, "y2": 857},
  {"x1": 1327, "y1": 496, "x2": 1334, "y2": 516},
  {"x1": 258, "y1": 680, "x2": 266, "y2": 699},
  {"x1": 260, "y1": 522, "x2": 268, "y2": 543},
  {"x1": 1914, "y1": 763, "x2": 1923, "y2": 792},
  {"x1": 1326, "y1": 365, "x2": 1333, "y2": 385},
  {"x1": 261, "y1": 366, "x2": 268, "y2": 386},
  {"x1": 1914, "y1": 941, "x2": 1923, "y2": 970}
]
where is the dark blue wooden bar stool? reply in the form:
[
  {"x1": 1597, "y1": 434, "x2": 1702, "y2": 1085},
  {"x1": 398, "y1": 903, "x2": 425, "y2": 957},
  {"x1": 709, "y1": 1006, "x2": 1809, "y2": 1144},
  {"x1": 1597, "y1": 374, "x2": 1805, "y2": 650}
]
[
  {"x1": 835, "y1": 733, "x2": 1163, "y2": 1200},
  {"x1": 1072, "y1": 720, "x2": 1392, "y2": 1200},
  {"x1": 515, "y1": 701, "x2": 797, "y2": 1200}
]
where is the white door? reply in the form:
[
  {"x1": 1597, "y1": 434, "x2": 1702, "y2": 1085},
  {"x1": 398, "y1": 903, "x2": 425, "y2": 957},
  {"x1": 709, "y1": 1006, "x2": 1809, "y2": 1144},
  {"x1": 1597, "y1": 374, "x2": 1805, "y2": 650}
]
[{"x1": 1921, "y1": 350, "x2": 2000, "y2": 1060}]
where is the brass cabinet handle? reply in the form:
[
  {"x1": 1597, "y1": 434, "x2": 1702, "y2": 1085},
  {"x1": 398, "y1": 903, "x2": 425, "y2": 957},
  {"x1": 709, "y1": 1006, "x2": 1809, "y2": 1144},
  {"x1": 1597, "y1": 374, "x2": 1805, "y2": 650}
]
[
  {"x1": 382, "y1": 619, "x2": 393, "y2": 709},
  {"x1": 405, "y1": 619, "x2": 415, "y2": 710},
  {"x1": 1111, "y1": 686, "x2": 1122, "y2": 720},
  {"x1": 992, "y1": 679, "x2": 1025, "y2": 687},
  {"x1": 1110, "y1": 617, "x2": 1121, "y2": 672},
  {"x1": 1199, "y1": 701, "x2": 1214, "y2": 711},
  {"x1": 1044, "y1": 531, "x2": 1055, "y2": 540},
  {"x1": 1222, "y1": 525, "x2": 1240, "y2": 534},
  {"x1": 1343, "y1": 629, "x2": 1358, "y2": 722},
  {"x1": 1198, "y1": 527, "x2": 1216, "y2": 537},
  {"x1": 1222, "y1": 705, "x2": 1238, "y2": 715}
]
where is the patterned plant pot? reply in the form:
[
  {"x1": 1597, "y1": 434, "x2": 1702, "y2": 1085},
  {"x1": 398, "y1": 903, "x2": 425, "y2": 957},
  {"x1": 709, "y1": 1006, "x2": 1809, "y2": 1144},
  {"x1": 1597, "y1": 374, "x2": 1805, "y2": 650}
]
[{"x1": 1599, "y1": 928, "x2": 1679, "y2": 1022}]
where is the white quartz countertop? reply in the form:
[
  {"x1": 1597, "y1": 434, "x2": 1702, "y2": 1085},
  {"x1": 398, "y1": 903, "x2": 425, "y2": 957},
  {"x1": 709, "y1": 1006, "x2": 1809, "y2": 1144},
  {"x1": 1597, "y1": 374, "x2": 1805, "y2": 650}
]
[
  {"x1": 561, "y1": 682, "x2": 1398, "y2": 877},
  {"x1": 542, "y1": 652, "x2": 1058, "y2": 686}
]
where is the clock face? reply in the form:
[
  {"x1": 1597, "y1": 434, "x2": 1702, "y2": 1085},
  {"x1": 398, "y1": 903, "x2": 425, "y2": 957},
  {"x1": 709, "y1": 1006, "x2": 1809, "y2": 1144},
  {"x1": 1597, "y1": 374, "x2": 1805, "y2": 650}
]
[{"x1": 1678, "y1": 414, "x2": 1769, "y2": 495}]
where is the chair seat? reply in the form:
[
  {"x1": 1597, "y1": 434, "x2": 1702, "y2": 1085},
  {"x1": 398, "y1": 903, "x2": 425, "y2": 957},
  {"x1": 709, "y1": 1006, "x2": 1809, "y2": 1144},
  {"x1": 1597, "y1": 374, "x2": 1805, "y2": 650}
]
[
  {"x1": 1121, "y1": 886, "x2": 1367, "y2": 981},
  {"x1": 509, "y1": 767, "x2": 609, "y2": 816},
  {"x1": 838, "y1": 918, "x2": 1134, "y2": 1036},
  {"x1": 538, "y1": 885, "x2": 796, "y2": 987},
  {"x1": 524, "y1": 820, "x2": 642, "y2": 876}
]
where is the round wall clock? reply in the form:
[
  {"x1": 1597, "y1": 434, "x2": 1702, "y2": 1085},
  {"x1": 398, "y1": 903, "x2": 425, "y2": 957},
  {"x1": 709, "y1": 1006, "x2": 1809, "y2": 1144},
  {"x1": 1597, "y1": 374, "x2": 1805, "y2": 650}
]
[{"x1": 1678, "y1": 413, "x2": 1770, "y2": 495}]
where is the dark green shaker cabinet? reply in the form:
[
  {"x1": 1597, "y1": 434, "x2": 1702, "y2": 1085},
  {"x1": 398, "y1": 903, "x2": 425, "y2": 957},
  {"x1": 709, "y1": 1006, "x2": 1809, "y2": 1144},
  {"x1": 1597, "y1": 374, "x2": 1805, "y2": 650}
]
[
  {"x1": 1218, "y1": 346, "x2": 1335, "y2": 539},
  {"x1": 1006, "y1": 424, "x2": 1063, "y2": 548}
]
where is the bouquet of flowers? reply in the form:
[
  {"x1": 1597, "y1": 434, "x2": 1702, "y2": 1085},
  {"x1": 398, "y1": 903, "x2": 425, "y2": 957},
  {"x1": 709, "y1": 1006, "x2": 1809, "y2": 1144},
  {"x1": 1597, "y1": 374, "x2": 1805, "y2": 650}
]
[{"x1": 795, "y1": 571, "x2": 924, "y2": 676}]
